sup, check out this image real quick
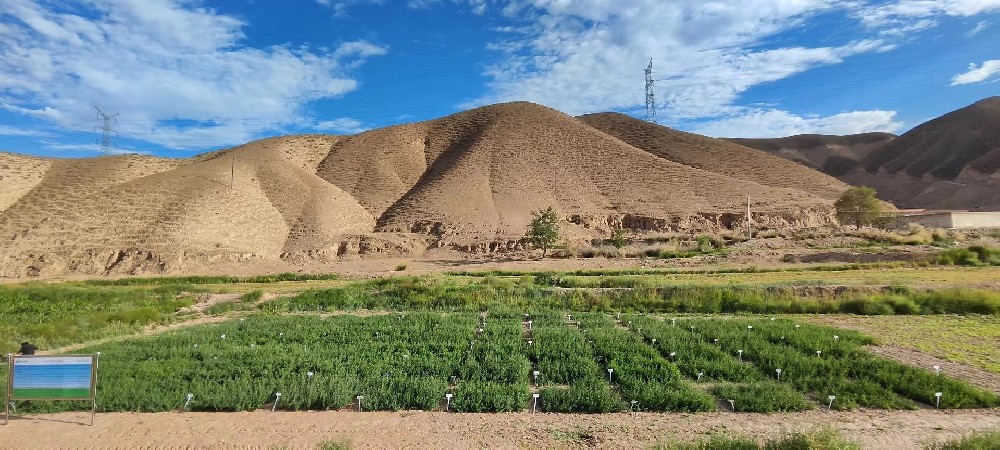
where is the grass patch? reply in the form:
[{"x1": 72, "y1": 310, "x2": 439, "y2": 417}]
[
  {"x1": 0, "y1": 283, "x2": 197, "y2": 354},
  {"x1": 657, "y1": 428, "x2": 859, "y2": 449},
  {"x1": 713, "y1": 382, "x2": 814, "y2": 412},
  {"x1": 924, "y1": 429, "x2": 1000, "y2": 449}
]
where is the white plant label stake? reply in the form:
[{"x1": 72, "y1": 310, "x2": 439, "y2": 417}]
[
  {"x1": 357, "y1": 395, "x2": 364, "y2": 412},
  {"x1": 935, "y1": 392, "x2": 942, "y2": 409},
  {"x1": 669, "y1": 352, "x2": 676, "y2": 361},
  {"x1": 737, "y1": 350, "x2": 743, "y2": 362},
  {"x1": 828, "y1": 395, "x2": 836, "y2": 410},
  {"x1": 445, "y1": 394, "x2": 453, "y2": 412},
  {"x1": 608, "y1": 368, "x2": 614, "y2": 383},
  {"x1": 532, "y1": 393, "x2": 540, "y2": 413},
  {"x1": 651, "y1": 338, "x2": 657, "y2": 346},
  {"x1": 933, "y1": 365, "x2": 941, "y2": 376},
  {"x1": 728, "y1": 399, "x2": 735, "y2": 412},
  {"x1": 528, "y1": 320, "x2": 533, "y2": 330},
  {"x1": 307, "y1": 371, "x2": 314, "y2": 382},
  {"x1": 533, "y1": 370, "x2": 540, "y2": 386},
  {"x1": 183, "y1": 393, "x2": 194, "y2": 411},
  {"x1": 630, "y1": 400, "x2": 638, "y2": 412},
  {"x1": 775, "y1": 368, "x2": 782, "y2": 381},
  {"x1": 816, "y1": 351, "x2": 822, "y2": 358},
  {"x1": 272, "y1": 392, "x2": 281, "y2": 412},
  {"x1": 696, "y1": 372, "x2": 704, "y2": 382},
  {"x1": 671, "y1": 318, "x2": 677, "y2": 327}
]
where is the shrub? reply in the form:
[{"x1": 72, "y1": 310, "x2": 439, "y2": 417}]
[{"x1": 395, "y1": 264, "x2": 407, "y2": 271}]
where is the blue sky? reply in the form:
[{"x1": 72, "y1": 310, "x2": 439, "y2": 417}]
[{"x1": 0, "y1": 0, "x2": 998, "y2": 158}]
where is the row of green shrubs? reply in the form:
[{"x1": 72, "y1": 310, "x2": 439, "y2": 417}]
[
  {"x1": 271, "y1": 277, "x2": 1000, "y2": 315},
  {"x1": 84, "y1": 273, "x2": 338, "y2": 286},
  {"x1": 936, "y1": 246, "x2": 1000, "y2": 266}
]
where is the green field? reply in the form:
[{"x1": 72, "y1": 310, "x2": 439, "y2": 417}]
[{"x1": 7, "y1": 312, "x2": 994, "y2": 414}]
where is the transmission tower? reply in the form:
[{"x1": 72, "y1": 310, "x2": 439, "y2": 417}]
[
  {"x1": 94, "y1": 107, "x2": 119, "y2": 155},
  {"x1": 644, "y1": 59, "x2": 656, "y2": 124}
]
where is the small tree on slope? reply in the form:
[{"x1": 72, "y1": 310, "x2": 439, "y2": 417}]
[
  {"x1": 525, "y1": 207, "x2": 560, "y2": 258},
  {"x1": 834, "y1": 186, "x2": 886, "y2": 229}
]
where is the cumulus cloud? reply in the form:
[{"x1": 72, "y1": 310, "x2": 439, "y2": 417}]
[
  {"x1": 687, "y1": 109, "x2": 903, "y2": 138},
  {"x1": 951, "y1": 60, "x2": 1000, "y2": 85},
  {"x1": 0, "y1": 0, "x2": 386, "y2": 150}
]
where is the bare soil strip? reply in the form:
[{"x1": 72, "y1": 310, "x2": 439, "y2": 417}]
[{"x1": 1, "y1": 409, "x2": 998, "y2": 449}]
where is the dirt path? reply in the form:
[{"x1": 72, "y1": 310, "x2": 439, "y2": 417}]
[
  {"x1": 1, "y1": 409, "x2": 997, "y2": 449},
  {"x1": 867, "y1": 346, "x2": 1000, "y2": 395}
]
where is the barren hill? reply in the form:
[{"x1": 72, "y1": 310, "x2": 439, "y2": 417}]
[
  {"x1": 847, "y1": 97, "x2": 1000, "y2": 210},
  {"x1": 725, "y1": 97, "x2": 1000, "y2": 210},
  {"x1": 0, "y1": 101, "x2": 845, "y2": 277},
  {"x1": 726, "y1": 133, "x2": 895, "y2": 176},
  {"x1": 578, "y1": 113, "x2": 852, "y2": 199}
]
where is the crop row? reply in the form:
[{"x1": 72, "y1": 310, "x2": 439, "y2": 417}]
[
  {"x1": 627, "y1": 316, "x2": 996, "y2": 411},
  {"x1": 6, "y1": 313, "x2": 995, "y2": 414}
]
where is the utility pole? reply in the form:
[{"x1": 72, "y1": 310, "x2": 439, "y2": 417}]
[
  {"x1": 644, "y1": 59, "x2": 656, "y2": 124},
  {"x1": 94, "y1": 107, "x2": 119, "y2": 155},
  {"x1": 747, "y1": 195, "x2": 753, "y2": 240}
]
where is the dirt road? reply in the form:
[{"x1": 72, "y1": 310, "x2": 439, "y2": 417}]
[{"x1": 2, "y1": 409, "x2": 998, "y2": 449}]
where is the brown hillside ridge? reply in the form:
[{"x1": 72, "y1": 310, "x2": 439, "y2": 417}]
[
  {"x1": 579, "y1": 113, "x2": 853, "y2": 199},
  {"x1": 843, "y1": 97, "x2": 1000, "y2": 210},
  {"x1": 726, "y1": 133, "x2": 895, "y2": 176},
  {"x1": 727, "y1": 97, "x2": 1000, "y2": 210},
  {"x1": 0, "y1": 101, "x2": 843, "y2": 278}
]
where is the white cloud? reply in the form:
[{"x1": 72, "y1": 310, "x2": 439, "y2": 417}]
[
  {"x1": 467, "y1": 1, "x2": 887, "y2": 120},
  {"x1": 856, "y1": 0, "x2": 1000, "y2": 34},
  {"x1": 687, "y1": 109, "x2": 903, "y2": 138},
  {"x1": 314, "y1": 117, "x2": 369, "y2": 134},
  {"x1": 0, "y1": 0, "x2": 386, "y2": 150},
  {"x1": 950, "y1": 60, "x2": 1000, "y2": 85},
  {"x1": 967, "y1": 20, "x2": 990, "y2": 35},
  {"x1": 0, "y1": 125, "x2": 51, "y2": 137},
  {"x1": 41, "y1": 141, "x2": 148, "y2": 155}
]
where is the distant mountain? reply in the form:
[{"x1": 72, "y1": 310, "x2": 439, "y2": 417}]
[
  {"x1": 729, "y1": 97, "x2": 1000, "y2": 210},
  {"x1": 726, "y1": 133, "x2": 896, "y2": 176}
]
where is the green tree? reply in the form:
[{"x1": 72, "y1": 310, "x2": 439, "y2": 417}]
[
  {"x1": 835, "y1": 186, "x2": 887, "y2": 229},
  {"x1": 611, "y1": 227, "x2": 627, "y2": 249},
  {"x1": 524, "y1": 207, "x2": 560, "y2": 258}
]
